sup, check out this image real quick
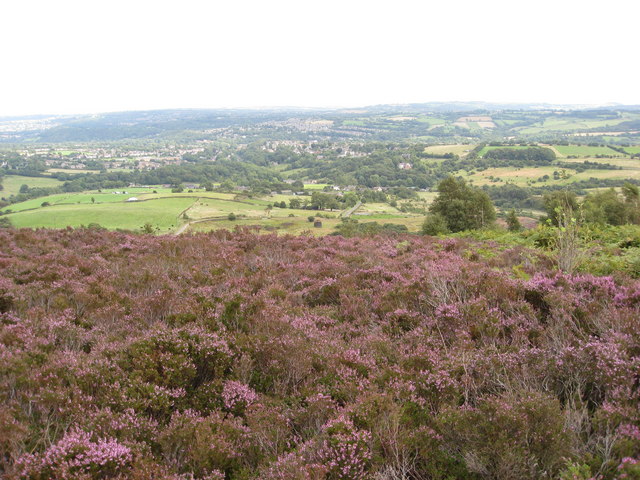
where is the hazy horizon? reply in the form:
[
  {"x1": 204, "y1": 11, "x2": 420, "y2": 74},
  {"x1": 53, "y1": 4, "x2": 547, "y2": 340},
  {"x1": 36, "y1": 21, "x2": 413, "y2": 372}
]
[{"x1": 2, "y1": 0, "x2": 639, "y2": 117}]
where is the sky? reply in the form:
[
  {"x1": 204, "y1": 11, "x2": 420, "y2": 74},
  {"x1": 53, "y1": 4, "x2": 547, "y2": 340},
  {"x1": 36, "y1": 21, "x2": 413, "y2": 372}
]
[{"x1": 1, "y1": 0, "x2": 639, "y2": 116}]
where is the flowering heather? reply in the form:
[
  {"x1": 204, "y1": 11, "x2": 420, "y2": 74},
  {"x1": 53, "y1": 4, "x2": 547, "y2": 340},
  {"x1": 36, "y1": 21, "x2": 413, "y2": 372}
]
[{"x1": 0, "y1": 228, "x2": 639, "y2": 479}]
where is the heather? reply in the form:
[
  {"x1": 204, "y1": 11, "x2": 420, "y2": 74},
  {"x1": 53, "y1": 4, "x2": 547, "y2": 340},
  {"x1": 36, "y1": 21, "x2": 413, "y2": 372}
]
[{"x1": 1, "y1": 229, "x2": 639, "y2": 479}]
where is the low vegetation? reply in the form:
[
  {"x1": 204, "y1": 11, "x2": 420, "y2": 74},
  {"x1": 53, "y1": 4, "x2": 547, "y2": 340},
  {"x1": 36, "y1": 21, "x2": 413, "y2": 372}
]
[{"x1": 1, "y1": 228, "x2": 640, "y2": 479}]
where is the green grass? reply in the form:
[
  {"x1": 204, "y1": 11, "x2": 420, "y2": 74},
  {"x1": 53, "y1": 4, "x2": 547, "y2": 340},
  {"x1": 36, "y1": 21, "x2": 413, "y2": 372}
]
[
  {"x1": 46, "y1": 168, "x2": 100, "y2": 174},
  {"x1": 416, "y1": 117, "x2": 446, "y2": 126},
  {"x1": 553, "y1": 145, "x2": 624, "y2": 157},
  {"x1": 1, "y1": 188, "x2": 188, "y2": 214},
  {"x1": 478, "y1": 145, "x2": 539, "y2": 157},
  {"x1": 187, "y1": 216, "x2": 342, "y2": 236},
  {"x1": 424, "y1": 144, "x2": 475, "y2": 156},
  {"x1": 623, "y1": 146, "x2": 640, "y2": 155},
  {"x1": 463, "y1": 166, "x2": 572, "y2": 186},
  {"x1": 1, "y1": 175, "x2": 64, "y2": 198},
  {"x1": 5, "y1": 197, "x2": 195, "y2": 232},
  {"x1": 517, "y1": 117, "x2": 629, "y2": 134},
  {"x1": 343, "y1": 120, "x2": 365, "y2": 126}
]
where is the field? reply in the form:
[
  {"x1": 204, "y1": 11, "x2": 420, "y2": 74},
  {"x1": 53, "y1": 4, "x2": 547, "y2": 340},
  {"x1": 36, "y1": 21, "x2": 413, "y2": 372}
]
[
  {"x1": 187, "y1": 215, "x2": 342, "y2": 236},
  {"x1": 5, "y1": 197, "x2": 195, "y2": 232},
  {"x1": 553, "y1": 144, "x2": 624, "y2": 157},
  {"x1": 2, "y1": 187, "x2": 432, "y2": 235},
  {"x1": 424, "y1": 144, "x2": 474, "y2": 156},
  {"x1": 477, "y1": 145, "x2": 541, "y2": 157},
  {"x1": 0, "y1": 175, "x2": 64, "y2": 197},
  {"x1": 515, "y1": 116, "x2": 631, "y2": 134},
  {"x1": 463, "y1": 166, "x2": 564, "y2": 186},
  {"x1": 46, "y1": 168, "x2": 101, "y2": 174}
]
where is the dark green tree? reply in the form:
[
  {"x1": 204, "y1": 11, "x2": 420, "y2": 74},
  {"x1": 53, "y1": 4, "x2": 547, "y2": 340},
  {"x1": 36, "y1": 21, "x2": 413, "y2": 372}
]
[
  {"x1": 582, "y1": 189, "x2": 627, "y2": 225},
  {"x1": 429, "y1": 176, "x2": 496, "y2": 232},
  {"x1": 421, "y1": 213, "x2": 450, "y2": 235},
  {"x1": 289, "y1": 198, "x2": 301, "y2": 209},
  {"x1": 506, "y1": 209, "x2": 522, "y2": 232},
  {"x1": 543, "y1": 191, "x2": 579, "y2": 226}
]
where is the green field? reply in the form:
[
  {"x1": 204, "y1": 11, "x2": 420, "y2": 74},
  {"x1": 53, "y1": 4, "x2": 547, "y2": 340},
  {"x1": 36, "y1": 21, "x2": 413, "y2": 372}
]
[
  {"x1": 0, "y1": 175, "x2": 64, "y2": 198},
  {"x1": 424, "y1": 144, "x2": 475, "y2": 156},
  {"x1": 464, "y1": 166, "x2": 565, "y2": 186},
  {"x1": 416, "y1": 117, "x2": 446, "y2": 126},
  {"x1": 5, "y1": 197, "x2": 196, "y2": 232},
  {"x1": 516, "y1": 116, "x2": 630, "y2": 135},
  {"x1": 46, "y1": 168, "x2": 100, "y2": 174},
  {"x1": 624, "y1": 146, "x2": 640, "y2": 155},
  {"x1": 553, "y1": 145, "x2": 624, "y2": 157},
  {"x1": 478, "y1": 145, "x2": 540, "y2": 157}
]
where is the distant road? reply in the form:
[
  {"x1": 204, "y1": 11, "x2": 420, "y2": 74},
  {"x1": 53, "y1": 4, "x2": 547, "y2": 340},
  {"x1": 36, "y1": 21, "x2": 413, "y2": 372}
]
[{"x1": 340, "y1": 201, "x2": 362, "y2": 218}]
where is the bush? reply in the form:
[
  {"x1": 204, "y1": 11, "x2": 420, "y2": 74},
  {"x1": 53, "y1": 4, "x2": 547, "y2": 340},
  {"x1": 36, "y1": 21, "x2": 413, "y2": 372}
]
[{"x1": 421, "y1": 213, "x2": 450, "y2": 235}]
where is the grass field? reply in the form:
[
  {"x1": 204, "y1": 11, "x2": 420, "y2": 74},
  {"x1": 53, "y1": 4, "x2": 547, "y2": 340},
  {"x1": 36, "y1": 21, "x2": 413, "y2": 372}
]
[
  {"x1": 424, "y1": 144, "x2": 475, "y2": 156},
  {"x1": 553, "y1": 145, "x2": 624, "y2": 157},
  {"x1": 624, "y1": 146, "x2": 640, "y2": 155},
  {"x1": 478, "y1": 145, "x2": 540, "y2": 157},
  {"x1": 416, "y1": 117, "x2": 446, "y2": 126},
  {"x1": 1, "y1": 175, "x2": 64, "y2": 198},
  {"x1": 186, "y1": 216, "x2": 341, "y2": 236},
  {"x1": 5, "y1": 197, "x2": 195, "y2": 232},
  {"x1": 46, "y1": 168, "x2": 101, "y2": 174},
  {"x1": 464, "y1": 166, "x2": 565, "y2": 186},
  {"x1": 517, "y1": 117, "x2": 629, "y2": 135},
  {"x1": 559, "y1": 157, "x2": 640, "y2": 168}
]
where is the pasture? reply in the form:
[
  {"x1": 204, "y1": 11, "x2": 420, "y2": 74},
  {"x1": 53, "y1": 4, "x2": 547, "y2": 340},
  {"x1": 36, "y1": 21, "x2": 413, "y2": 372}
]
[
  {"x1": 5, "y1": 197, "x2": 195, "y2": 232},
  {"x1": 477, "y1": 145, "x2": 540, "y2": 157},
  {"x1": 553, "y1": 145, "x2": 624, "y2": 157},
  {"x1": 186, "y1": 216, "x2": 342, "y2": 236},
  {"x1": 424, "y1": 144, "x2": 474, "y2": 156},
  {"x1": 0, "y1": 175, "x2": 64, "y2": 198},
  {"x1": 463, "y1": 166, "x2": 564, "y2": 186}
]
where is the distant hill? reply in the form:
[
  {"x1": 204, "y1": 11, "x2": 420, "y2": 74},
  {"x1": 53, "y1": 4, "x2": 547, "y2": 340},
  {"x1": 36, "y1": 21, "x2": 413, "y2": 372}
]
[{"x1": 1, "y1": 103, "x2": 640, "y2": 143}]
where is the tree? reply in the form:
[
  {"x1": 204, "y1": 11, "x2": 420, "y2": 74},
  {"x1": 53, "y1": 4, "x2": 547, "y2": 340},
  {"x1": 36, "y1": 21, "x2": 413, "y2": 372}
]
[
  {"x1": 542, "y1": 190, "x2": 578, "y2": 226},
  {"x1": 622, "y1": 182, "x2": 640, "y2": 224},
  {"x1": 421, "y1": 214, "x2": 450, "y2": 235},
  {"x1": 19, "y1": 184, "x2": 29, "y2": 194},
  {"x1": 219, "y1": 180, "x2": 235, "y2": 192},
  {"x1": 289, "y1": 198, "x2": 301, "y2": 209},
  {"x1": 228, "y1": 212, "x2": 237, "y2": 221},
  {"x1": 506, "y1": 209, "x2": 522, "y2": 232},
  {"x1": 201, "y1": 180, "x2": 214, "y2": 192},
  {"x1": 429, "y1": 176, "x2": 496, "y2": 232},
  {"x1": 582, "y1": 189, "x2": 627, "y2": 225}
]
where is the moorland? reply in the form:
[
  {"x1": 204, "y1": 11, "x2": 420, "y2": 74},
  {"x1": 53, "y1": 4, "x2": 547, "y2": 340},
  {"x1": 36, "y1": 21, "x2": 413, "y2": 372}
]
[{"x1": 1, "y1": 103, "x2": 640, "y2": 479}]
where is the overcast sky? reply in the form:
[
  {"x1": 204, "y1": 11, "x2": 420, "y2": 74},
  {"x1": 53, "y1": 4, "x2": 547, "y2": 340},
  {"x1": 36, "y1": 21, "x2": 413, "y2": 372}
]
[{"x1": 1, "y1": 0, "x2": 639, "y2": 116}]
